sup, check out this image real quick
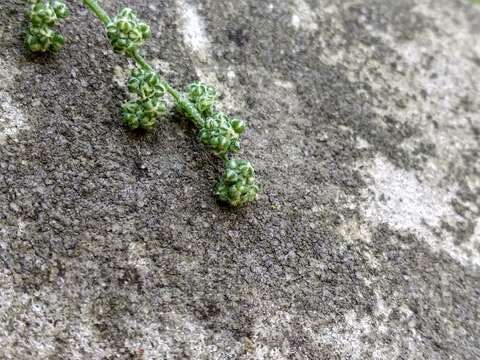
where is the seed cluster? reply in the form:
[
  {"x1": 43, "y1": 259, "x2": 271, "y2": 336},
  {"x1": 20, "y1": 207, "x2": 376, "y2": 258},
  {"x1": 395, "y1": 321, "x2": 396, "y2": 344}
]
[
  {"x1": 187, "y1": 82, "x2": 218, "y2": 117},
  {"x1": 186, "y1": 82, "x2": 258, "y2": 205},
  {"x1": 122, "y1": 68, "x2": 166, "y2": 130},
  {"x1": 215, "y1": 160, "x2": 259, "y2": 207},
  {"x1": 106, "y1": 8, "x2": 150, "y2": 56},
  {"x1": 187, "y1": 82, "x2": 246, "y2": 158},
  {"x1": 199, "y1": 112, "x2": 246, "y2": 158},
  {"x1": 25, "y1": 0, "x2": 69, "y2": 52}
]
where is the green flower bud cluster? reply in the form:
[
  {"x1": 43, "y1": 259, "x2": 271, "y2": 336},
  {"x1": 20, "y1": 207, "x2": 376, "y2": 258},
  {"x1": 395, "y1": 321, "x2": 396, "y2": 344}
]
[
  {"x1": 106, "y1": 8, "x2": 150, "y2": 56},
  {"x1": 122, "y1": 68, "x2": 166, "y2": 130},
  {"x1": 185, "y1": 81, "x2": 257, "y2": 205},
  {"x1": 25, "y1": 0, "x2": 69, "y2": 52},
  {"x1": 216, "y1": 159, "x2": 259, "y2": 206},
  {"x1": 199, "y1": 112, "x2": 246, "y2": 158},
  {"x1": 187, "y1": 82, "x2": 218, "y2": 117},
  {"x1": 186, "y1": 82, "x2": 246, "y2": 158}
]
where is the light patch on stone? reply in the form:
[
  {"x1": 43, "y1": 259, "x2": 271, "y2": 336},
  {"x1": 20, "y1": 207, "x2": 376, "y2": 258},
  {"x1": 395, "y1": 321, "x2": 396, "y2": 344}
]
[
  {"x1": 290, "y1": 0, "x2": 318, "y2": 31},
  {"x1": 112, "y1": 64, "x2": 130, "y2": 88},
  {"x1": 274, "y1": 79, "x2": 296, "y2": 90},
  {"x1": 338, "y1": 217, "x2": 373, "y2": 244},
  {"x1": 248, "y1": 304, "x2": 420, "y2": 359},
  {"x1": 356, "y1": 136, "x2": 371, "y2": 149},
  {"x1": 361, "y1": 4, "x2": 480, "y2": 268},
  {"x1": 313, "y1": 2, "x2": 480, "y2": 268},
  {"x1": 338, "y1": 219, "x2": 384, "y2": 272},
  {"x1": 0, "y1": 59, "x2": 27, "y2": 143},
  {"x1": 362, "y1": 156, "x2": 480, "y2": 267},
  {"x1": 0, "y1": 93, "x2": 27, "y2": 143},
  {"x1": 0, "y1": 275, "x2": 57, "y2": 359},
  {"x1": 127, "y1": 242, "x2": 153, "y2": 276},
  {"x1": 473, "y1": 220, "x2": 480, "y2": 240},
  {"x1": 65, "y1": 321, "x2": 109, "y2": 359},
  {"x1": 150, "y1": 59, "x2": 173, "y2": 75},
  {"x1": 249, "y1": 311, "x2": 293, "y2": 360},
  {"x1": 174, "y1": 0, "x2": 239, "y2": 111},
  {"x1": 305, "y1": 292, "x2": 421, "y2": 359},
  {"x1": 175, "y1": 0, "x2": 211, "y2": 61},
  {"x1": 363, "y1": 156, "x2": 456, "y2": 233},
  {"x1": 226, "y1": 69, "x2": 236, "y2": 80},
  {"x1": 124, "y1": 312, "x2": 243, "y2": 358},
  {"x1": 368, "y1": 4, "x2": 480, "y2": 185}
]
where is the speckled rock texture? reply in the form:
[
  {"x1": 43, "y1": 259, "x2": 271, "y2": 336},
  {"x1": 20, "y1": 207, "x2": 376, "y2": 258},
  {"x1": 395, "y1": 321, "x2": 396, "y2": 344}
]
[{"x1": 1, "y1": 0, "x2": 479, "y2": 359}]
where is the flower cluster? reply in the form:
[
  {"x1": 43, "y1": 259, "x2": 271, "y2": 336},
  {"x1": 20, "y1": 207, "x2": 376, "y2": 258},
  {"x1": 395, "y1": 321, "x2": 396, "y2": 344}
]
[
  {"x1": 25, "y1": 0, "x2": 69, "y2": 52},
  {"x1": 122, "y1": 68, "x2": 166, "y2": 130},
  {"x1": 215, "y1": 159, "x2": 259, "y2": 206},
  {"x1": 106, "y1": 8, "x2": 150, "y2": 56},
  {"x1": 199, "y1": 112, "x2": 246, "y2": 158},
  {"x1": 186, "y1": 81, "x2": 258, "y2": 205},
  {"x1": 187, "y1": 82, "x2": 245, "y2": 158},
  {"x1": 187, "y1": 82, "x2": 218, "y2": 117}
]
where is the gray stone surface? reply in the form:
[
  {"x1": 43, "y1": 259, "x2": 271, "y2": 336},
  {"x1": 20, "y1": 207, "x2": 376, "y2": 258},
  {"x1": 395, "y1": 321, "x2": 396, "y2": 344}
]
[{"x1": 1, "y1": 0, "x2": 479, "y2": 358}]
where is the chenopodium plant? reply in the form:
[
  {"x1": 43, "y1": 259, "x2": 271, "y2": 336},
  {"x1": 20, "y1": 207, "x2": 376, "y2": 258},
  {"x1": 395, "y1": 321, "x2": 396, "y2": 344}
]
[
  {"x1": 46, "y1": 0, "x2": 259, "y2": 206},
  {"x1": 25, "y1": 0, "x2": 69, "y2": 52}
]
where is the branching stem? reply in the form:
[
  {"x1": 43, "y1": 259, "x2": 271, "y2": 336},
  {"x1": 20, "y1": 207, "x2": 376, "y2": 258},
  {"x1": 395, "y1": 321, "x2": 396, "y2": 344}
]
[
  {"x1": 83, "y1": 0, "x2": 204, "y2": 128},
  {"x1": 79, "y1": 0, "x2": 258, "y2": 206}
]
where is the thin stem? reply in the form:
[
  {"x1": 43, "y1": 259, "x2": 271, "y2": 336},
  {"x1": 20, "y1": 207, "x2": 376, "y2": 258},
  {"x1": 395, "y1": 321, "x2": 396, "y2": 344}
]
[{"x1": 83, "y1": 0, "x2": 110, "y2": 25}]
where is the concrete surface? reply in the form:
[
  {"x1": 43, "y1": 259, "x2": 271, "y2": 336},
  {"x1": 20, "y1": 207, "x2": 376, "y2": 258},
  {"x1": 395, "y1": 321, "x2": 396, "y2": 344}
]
[{"x1": 0, "y1": 0, "x2": 479, "y2": 359}]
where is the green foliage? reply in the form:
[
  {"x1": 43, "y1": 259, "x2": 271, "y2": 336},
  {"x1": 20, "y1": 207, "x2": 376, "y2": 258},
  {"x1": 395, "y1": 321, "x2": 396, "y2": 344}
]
[
  {"x1": 25, "y1": 0, "x2": 69, "y2": 52},
  {"x1": 106, "y1": 8, "x2": 150, "y2": 56},
  {"x1": 122, "y1": 68, "x2": 166, "y2": 130},
  {"x1": 216, "y1": 159, "x2": 259, "y2": 207}
]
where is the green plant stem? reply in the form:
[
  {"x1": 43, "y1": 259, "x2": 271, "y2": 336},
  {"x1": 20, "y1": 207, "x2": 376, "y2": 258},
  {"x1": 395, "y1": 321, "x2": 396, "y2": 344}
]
[
  {"x1": 83, "y1": 0, "x2": 110, "y2": 25},
  {"x1": 82, "y1": 0, "x2": 204, "y2": 128}
]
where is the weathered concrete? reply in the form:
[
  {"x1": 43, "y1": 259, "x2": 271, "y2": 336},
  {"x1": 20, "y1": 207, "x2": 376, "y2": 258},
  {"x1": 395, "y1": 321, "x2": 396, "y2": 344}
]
[{"x1": 1, "y1": 0, "x2": 479, "y2": 358}]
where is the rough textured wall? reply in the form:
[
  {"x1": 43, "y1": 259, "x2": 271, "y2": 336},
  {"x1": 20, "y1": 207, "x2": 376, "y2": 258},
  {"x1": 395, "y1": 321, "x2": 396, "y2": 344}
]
[{"x1": 1, "y1": 0, "x2": 479, "y2": 359}]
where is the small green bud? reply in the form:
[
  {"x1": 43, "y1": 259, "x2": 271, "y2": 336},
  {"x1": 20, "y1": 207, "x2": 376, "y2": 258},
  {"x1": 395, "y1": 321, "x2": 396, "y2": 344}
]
[
  {"x1": 215, "y1": 159, "x2": 259, "y2": 206},
  {"x1": 34, "y1": 6, "x2": 57, "y2": 26},
  {"x1": 123, "y1": 100, "x2": 160, "y2": 130},
  {"x1": 106, "y1": 8, "x2": 151, "y2": 56},
  {"x1": 187, "y1": 82, "x2": 218, "y2": 116},
  {"x1": 119, "y1": 8, "x2": 134, "y2": 18},
  {"x1": 230, "y1": 118, "x2": 246, "y2": 134},
  {"x1": 127, "y1": 78, "x2": 141, "y2": 93},
  {"x1": 52, "y1": 1, "x2": 69, "y2": 18},
  {"x1": 127, "y1": 68, "x2": 165, "y2": 100},
  {"x1": 142, "y1": 98, "x2": 165, "y2": 116},
  {"x1": 122, "y1": 100, "x2": 140, "y2": 129},
  {"x1": 122, "y1": 66, "x2": 167, "y2": 130},
  {"x1": 199, "y1": 112, "x2": 246, "y2": 157},
  {"x1": 123, "y1": 113, "x2": 140, "y2": 129},
  {"x1": 138, "y1": 115, "x2": 157, "y2": 130},
  {"x1": 50, "y1": 32, "x2": 65, "y2": 52},
  {"x1": 25, "y1": 0, "x2": 69, "y2": 53}
]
